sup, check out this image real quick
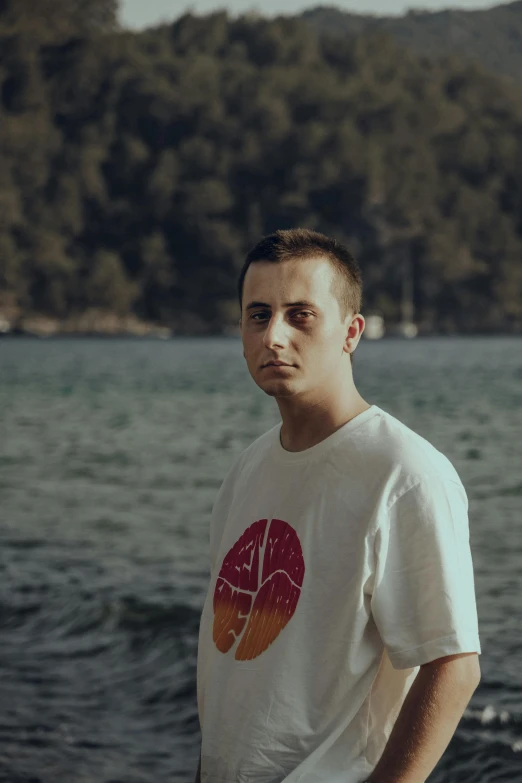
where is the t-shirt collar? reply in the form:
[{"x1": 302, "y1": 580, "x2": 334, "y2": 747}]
[{"x1": 270, "y1": 404, "x2": 380, "y2": 464}]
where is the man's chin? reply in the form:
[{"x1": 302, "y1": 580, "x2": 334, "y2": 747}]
[{"x1": 256, "y1": 379, "x2": 297, "y2": 398}]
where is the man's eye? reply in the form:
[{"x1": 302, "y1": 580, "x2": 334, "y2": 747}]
[{"x1": 250, "y1": 311, "x2": 312, "y2": 321}]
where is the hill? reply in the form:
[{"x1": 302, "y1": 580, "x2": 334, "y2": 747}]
[
  {"x1": 302, "y1": 1, "x2": 522, "y2": 82},
  {"x1": 1, "y1": 5, "x2": 522, "y2": 335}
]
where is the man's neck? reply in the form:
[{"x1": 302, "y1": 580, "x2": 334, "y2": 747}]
[{"x1": 277, "y1": 395, "x2": 371, "y2": 453}]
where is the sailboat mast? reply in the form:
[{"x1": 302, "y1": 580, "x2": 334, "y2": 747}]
[{"x1": 401, "y1": 248, "x2": 415, "y2": 324}]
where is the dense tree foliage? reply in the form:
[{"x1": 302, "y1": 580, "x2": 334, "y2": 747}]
[
  {"x1": 1, "y1": 3, "x2": 522, "y2": 334},
  {"x1": 304, "y1": 1, "x2": 522, "y2": 83}
]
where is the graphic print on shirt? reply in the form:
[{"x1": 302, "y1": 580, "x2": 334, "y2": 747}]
[{"x1": 213, "y1": 518, "x2": 305, "y2": 660}]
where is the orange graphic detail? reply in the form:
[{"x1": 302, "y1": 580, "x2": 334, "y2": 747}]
[{"x1": 212, "y1": 518, "x2": 305, "y2": 660}]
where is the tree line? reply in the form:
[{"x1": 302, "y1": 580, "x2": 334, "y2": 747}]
[
  {"x1": 304, "y1": 2, "x2": 522, "y2": 84},
  {"x1": 1, "y1": 1, "x2": 522, "y2": 334}
]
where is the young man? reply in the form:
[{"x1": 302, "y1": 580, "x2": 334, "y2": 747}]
[{"x1": 195, "y1": 228, "x2": 481, "y2": 783}]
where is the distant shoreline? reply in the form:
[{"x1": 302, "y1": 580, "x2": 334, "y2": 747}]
[
  {"x1": 0, "y1": 309, "x2": 247, "y2": 339},
  {"x1": 2, "y1": 330, "x2": 521, "y2": 340},
  {"x1": 1, "y1": 309, "x2": 520, "y2": 340}
]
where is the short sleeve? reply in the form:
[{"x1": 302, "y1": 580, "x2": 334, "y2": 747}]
[{"x1": 370, "y1": 475, "x2": 481, "y2": 670}]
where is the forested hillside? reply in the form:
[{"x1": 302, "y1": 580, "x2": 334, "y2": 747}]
[
  {"x1": 1, "y1": 2, "x2": 522, "y2": 335},
  {"x1": 303, "y1": 1, "x2": 522, "y2": 83}
]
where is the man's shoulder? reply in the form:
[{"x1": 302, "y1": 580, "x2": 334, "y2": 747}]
[
  {"x1": 242, "y1": 422, "x2": 280, "y2": 460},
  {"x1": 225, "y1": 423, "x2": 279, "y2": 481},
  {"x1": 384, "y1": 408, "x2": 461, "y2": 484},
  {"x1": 336, "y1": 405, "x2": 462, "y2": 488}
]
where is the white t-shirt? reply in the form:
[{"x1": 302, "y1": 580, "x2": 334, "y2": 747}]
[{"x1": 196, "y1": 404, "x2": 481, "y2": 783}]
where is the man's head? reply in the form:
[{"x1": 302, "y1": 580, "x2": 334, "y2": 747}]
[{"x1": 237, "y1": 228, "x2": 365, "y2": 401}]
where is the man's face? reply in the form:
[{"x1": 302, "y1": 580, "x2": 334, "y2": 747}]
[{"x1": 240, "y1": 256, "x2": 362, "y2": 400}]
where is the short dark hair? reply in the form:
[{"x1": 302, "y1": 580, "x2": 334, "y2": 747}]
[{"x1": 237, "y1": 228, "x2": 363, "y2": 362}]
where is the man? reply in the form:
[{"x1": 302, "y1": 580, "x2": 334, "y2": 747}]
[{"x1": 195, "y1": 228, "x2": 481, "y2": 783}]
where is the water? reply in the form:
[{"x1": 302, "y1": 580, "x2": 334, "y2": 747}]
[{"x1": 0, "y1": 336, "x2": 521, "y2": 783}]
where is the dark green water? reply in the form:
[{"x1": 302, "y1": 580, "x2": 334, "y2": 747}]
[{"x1": 0, "y1": 336, "x2": 521, "y2": 782}]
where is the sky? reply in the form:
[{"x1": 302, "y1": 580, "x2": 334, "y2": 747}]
[{"x1": 120, "y1": 0, "x2": 502, "y2": 29}]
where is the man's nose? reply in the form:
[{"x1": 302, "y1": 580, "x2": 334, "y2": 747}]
[{"x1": 263, "y1": 314, "x2": 288, "y2": 349}]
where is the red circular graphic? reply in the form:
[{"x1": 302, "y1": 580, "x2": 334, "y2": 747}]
[{"x1": 213, "y1": 519, "x2": 305, "y2": 660}]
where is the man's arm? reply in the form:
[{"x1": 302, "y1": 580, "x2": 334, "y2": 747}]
[
  {"x1": 366, "y1": 652, "x2": 481, "y2": 783},
  {"x1": 194, "y1": 750, "x2": 201, "y2": 783}
]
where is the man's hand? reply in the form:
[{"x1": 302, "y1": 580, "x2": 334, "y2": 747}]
[{"x1": 366, "y1": 652, "x2": 480, "y2": 783}]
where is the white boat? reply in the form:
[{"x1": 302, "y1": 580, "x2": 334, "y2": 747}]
[
  {"x1": 0, "y1": 314, "x2": 12, "y2": 334},
  {"x1": 395, "y1": 321, "x2": 418, "y2": 338},
  {"x1": 396, "y1": 250, "x2": 418, "y2": 338},
  {"x1": 367, "y1": 250, "x2": 418, "y2": 339},
  {"x1": 363, "y1": 314, "x2": 385, "y2": 340}
]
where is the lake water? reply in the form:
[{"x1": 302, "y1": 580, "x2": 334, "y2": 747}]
[{"x1": 0, "y1": 336, "x2": 521, "y2": 783}]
